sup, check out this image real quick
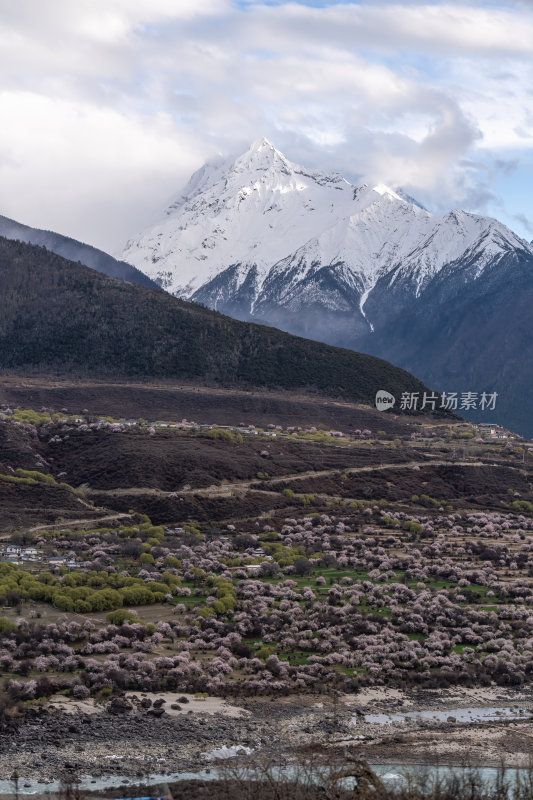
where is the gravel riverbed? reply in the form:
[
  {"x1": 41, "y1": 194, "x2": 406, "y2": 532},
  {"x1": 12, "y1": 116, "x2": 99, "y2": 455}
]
[{"x1": 1, "y1": 688, "x2": 533, "y2": 788}]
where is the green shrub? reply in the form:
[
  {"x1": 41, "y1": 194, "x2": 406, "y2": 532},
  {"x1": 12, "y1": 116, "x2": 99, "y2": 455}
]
[
  {"x1": 196, "y1": 606, "x2": 216, "y2": 618},
  {"x1": 510, "y1": 500, "x2": 533, "y2": 512},
  {"x1": 210, "y1": 599, "x2": 226, "y2": 615},
  {"x1": 0, "y1": 616, "x2": 16, "y2": 633},
  {"x1": 206, "y1": 428, "x2": 235, "y2": 442},
  {"x1": 106, "y1": 609, "x2": 138, "y2": 625},
  {"x1": 15, "y1": 469, "x2": 57, "y2": 484},
  {"x1": 402, "y1": 520, "x2": 424, "y2": 534},
  {"x1": 164, "y1": 555, "x2": 182, "y2": 568},
  {"x1": 52, "y1": 593, "x2": 75, "y2": 612},
  {"x1": 0, "y1": 473, "x2": 38, "y2": 485}
]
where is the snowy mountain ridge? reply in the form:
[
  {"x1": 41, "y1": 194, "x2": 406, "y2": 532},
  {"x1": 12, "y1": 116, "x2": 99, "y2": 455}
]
[
  {"x1": 120, "y1": 137, "x2": 533, "y2": 334},
  {"x1": 122, "y1": 138, "x2": 358, "y2": 297}
]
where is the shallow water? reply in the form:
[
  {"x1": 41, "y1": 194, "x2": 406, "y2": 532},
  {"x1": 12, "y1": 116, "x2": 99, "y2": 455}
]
[
  {"x1": 0, "y1": 770, "x2": 224, "y2": 797},
  {"x1": 1, "y1": 761, "x2": 532, "y2": 797},
  {"x1": 359, "y1": 706, "x2": 528, "y2": 725},
  {"x1": 374, "y1": 764, "x2": 532, "y2": 789},
  {"x1": 202, "y1": 744, "x2": 254, "y2": 760}
]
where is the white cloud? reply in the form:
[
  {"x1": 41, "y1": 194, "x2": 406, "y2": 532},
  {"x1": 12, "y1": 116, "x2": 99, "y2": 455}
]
[
  {"x1": 237, "y1": 2, "x2": 533, "y2": 57},
  {"x1": 0, "y1": 92, "x2": 207, "y2": 250},
  {"x1": 0, "y1": 0, "x2": 531, "y2": 248}
]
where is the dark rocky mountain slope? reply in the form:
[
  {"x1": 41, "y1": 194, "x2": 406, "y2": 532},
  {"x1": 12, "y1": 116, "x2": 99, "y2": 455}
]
[
  {"x1": 0, "y1": 237, "x2": 438, "y2": 409},
  {"x1": 0, "y1": 213, "x2": 159, "y2": 290}
]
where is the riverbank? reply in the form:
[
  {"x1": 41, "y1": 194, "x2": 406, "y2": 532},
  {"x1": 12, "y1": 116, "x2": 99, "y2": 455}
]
[{"x1": 1, "y1": 687, "x2": 532, "y2": 792}]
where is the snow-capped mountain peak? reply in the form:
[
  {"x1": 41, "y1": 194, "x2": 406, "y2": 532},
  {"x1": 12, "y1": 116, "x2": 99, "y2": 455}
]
[
  {"x1": 121, "y1": 139, "x2": 358, "y2": 296},
  {"x1": 120, "y1": 139, "x2": 533, "y2": 337},
  {"x1": 233, "y1": 136, "x2": 288, "y2": 168},
  {"x1": 369, "y1": 183, "x2": 404, "y2": 201}
]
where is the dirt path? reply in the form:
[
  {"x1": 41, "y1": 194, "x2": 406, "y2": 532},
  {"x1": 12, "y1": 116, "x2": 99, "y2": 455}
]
[
  {"x1": 85, "y1": 459, "x2": 487, "y2": 500},
  {"x1": 27, "y1": 512, "x2": 134, "y2": 533}
]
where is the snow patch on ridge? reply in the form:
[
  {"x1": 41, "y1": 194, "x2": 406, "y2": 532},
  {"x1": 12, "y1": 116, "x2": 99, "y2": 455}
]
[{"x1": 359, "y1": 287, "x2": 374, "y2": 332}]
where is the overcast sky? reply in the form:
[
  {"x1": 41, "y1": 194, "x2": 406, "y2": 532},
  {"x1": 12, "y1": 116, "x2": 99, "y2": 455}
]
[{"x1": 0, "y1": 0, "x2": 532, "y2": 253}]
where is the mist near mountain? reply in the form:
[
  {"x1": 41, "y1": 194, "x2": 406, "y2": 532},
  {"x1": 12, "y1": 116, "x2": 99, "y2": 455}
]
[{"x1": 0, "y1": 214, "x2": 160, "y2": 291}]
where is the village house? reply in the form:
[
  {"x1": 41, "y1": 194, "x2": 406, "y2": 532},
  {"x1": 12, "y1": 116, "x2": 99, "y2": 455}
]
[{"x1": 46, "y1": 556, "x2": 66, "y2": 566}]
